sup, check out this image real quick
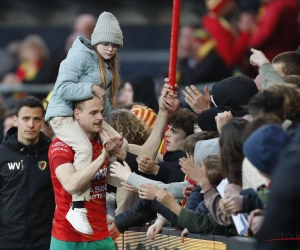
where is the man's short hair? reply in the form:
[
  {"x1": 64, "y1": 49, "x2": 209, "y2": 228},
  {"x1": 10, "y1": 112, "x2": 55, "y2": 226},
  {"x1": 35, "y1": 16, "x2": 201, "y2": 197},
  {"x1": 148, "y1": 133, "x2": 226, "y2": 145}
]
[
  {"x1": 15, "y1": 96, "x2": 44, "y2": 116},
  {"x1": 73, "y1": 97, "x2": 94, "y2": 112},
  {"x1": 179, "y1": 131, "x2": 215, "y2": 155},
  {"x1": 272, "y1": 52, "x2": 300, "y2": 76},
  {"x1": 167, "y1": 109, "x2": 197, "y2": 136}
]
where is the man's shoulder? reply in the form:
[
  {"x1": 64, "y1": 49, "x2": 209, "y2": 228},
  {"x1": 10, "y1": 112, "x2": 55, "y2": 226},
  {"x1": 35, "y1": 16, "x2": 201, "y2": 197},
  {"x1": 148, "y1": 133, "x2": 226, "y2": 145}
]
[{"x1": 49, "y1": 138, "x2": 73, "y2": 159}]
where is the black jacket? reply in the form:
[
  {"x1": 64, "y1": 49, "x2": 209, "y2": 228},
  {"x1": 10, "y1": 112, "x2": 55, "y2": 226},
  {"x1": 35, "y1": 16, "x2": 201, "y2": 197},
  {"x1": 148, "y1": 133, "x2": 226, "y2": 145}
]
[
  {"x1": 0, "y1": 127, "x2": 55, "y2": 249},
  {"x1": 125, "y1": 150, "x2": 186, "y2": 183},
  {"x1": 240, "y1": 188, "x2": 265, "y2": 214}
]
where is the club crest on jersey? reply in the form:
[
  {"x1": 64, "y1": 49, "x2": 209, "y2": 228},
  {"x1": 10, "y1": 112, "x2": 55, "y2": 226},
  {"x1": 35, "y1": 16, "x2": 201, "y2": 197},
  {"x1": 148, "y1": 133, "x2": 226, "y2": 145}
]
[{"x1": 38, "y1": 161, "x2": 47, "y2": 170}]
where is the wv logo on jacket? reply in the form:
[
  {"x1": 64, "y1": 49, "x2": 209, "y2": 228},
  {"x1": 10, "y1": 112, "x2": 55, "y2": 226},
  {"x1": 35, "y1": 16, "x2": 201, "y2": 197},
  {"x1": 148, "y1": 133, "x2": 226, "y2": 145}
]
[{"x1": 7, "y1": 160, "x2": 24, "y2": 170}]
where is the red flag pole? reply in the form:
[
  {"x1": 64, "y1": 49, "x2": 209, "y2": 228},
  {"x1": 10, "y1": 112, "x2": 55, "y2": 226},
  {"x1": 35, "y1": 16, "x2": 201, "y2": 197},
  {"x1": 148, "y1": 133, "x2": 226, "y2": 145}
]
[
  {"x1": 162, "y1": 0, "x2": 181, "y2": 155},
  {"x1": 168, "y1": 0, "x2": 181, "y2": 90}
]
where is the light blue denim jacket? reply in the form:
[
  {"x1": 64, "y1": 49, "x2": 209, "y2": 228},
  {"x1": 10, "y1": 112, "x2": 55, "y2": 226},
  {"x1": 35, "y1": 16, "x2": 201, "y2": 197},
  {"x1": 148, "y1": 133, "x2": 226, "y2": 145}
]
[{"x1": 45, "y1": 36, "x2": 113, "y2": 121}]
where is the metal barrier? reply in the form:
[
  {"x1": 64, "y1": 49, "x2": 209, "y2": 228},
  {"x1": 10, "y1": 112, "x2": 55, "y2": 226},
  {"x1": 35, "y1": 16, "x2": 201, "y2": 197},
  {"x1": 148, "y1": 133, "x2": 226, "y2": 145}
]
[{"x1": 114, "y1": 227, "x2": 256, "y2": 250}]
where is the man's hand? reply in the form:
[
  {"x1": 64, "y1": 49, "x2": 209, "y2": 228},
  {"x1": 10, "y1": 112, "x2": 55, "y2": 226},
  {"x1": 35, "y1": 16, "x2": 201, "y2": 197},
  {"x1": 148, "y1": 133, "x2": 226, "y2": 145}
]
[
  {"x1": 107, "y1": 220, "x2": 121, "y2": 240},
  {"x1": 138, "y1": 183, "x2": 159, "y2": 200},
  {"x1": 250, "y1": 48, "x2": 270, "y2": 67},
  {"x1": 110, "y1": 161, "x2": 132, "y2": 182},
  {"x1": 220, "y1": 195, "x2": 243, "y2": 215},
  {"x1": 100, "y1": 130, "x2": 124, "y2": 158},
  {"x1": 92, "y1": 85, "x2": 106, "y2": 104},
  {"x1": 182, "y1": 86, "x2": 211, "y2": 114},
  {"x1": 215, "y1": 111, "x2": 233, "y2": 134},
  {"x1": 136, "y1": 156, "x2": 159, "y2": 175}
]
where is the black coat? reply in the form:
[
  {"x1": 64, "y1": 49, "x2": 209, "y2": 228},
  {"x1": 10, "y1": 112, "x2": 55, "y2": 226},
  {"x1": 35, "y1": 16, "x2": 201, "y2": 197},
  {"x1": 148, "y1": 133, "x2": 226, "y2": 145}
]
[
  {"x1": 0, "y1": 127, "x2": 55, "y2": 248},
  {"x1": 124, "y1": 150, "x2": 186, "y2": 183}
]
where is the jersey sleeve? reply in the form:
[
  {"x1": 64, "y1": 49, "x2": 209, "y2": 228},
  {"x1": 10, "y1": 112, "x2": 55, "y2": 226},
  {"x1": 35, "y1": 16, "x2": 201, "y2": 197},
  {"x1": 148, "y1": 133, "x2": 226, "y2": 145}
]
[{"x1": 48, "y1": 140, "x2": 74, "y2": 171}]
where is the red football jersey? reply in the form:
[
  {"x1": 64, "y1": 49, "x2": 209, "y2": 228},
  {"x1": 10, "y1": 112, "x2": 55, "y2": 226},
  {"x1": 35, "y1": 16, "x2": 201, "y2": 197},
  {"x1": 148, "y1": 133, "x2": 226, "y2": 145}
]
[{"x1": 48, "y1": 138, "x2": 110, "y2": 242}]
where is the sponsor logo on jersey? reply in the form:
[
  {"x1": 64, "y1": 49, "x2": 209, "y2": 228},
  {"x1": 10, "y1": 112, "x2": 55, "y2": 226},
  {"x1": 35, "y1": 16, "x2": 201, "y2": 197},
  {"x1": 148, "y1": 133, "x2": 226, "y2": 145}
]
[{"x1": 52, "y1": 141, "x2": 68, "y2": 148}]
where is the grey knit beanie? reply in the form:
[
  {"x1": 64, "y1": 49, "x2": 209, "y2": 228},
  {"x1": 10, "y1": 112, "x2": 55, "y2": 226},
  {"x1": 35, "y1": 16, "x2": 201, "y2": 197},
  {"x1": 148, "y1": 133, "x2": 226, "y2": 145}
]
[{"x1": 91, "y1": 12, "x2": 123, "y2": 47}]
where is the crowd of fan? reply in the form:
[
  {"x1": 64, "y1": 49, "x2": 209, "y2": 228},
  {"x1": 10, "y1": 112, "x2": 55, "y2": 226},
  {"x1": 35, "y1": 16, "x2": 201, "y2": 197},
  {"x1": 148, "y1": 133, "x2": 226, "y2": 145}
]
[{"x1": 0, "y1": 1, "x2": 300, "y2": 250}]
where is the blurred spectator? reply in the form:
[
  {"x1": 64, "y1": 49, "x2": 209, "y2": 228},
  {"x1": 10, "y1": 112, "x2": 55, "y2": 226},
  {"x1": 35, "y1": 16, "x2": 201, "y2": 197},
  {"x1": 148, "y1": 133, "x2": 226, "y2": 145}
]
[
  {"x1": 0, "y1": 96, "x2": 7, "y2": 142},
  {"x1": 105, "y1": 109, "x2": 149, "y2": 145},
  {"x1": 2, "y1": 35, "x2": 56, "y2": 85},
  {"x1": 177, "y1": 24, "x2": 199, "y2": 62},
  {"x1": 73, "y1": 14, "x2": 96, "y2": 40},
  {"x1": 0, "y1": 41, "x2": 21, "y2": 81},
  {"x1": 203, "y1": 0, "x2": 254, "y2": 69},
  {"x1": 52, "y1": 31, "x2": 86, "y2": 76},
  {"x1": 248, "y1": 0, "x2": 299, "y2": 61},
  {"x1": 2, "y1": 109, "x2": 16, "y2": 137},
  {"x1": 118, "y1": 72, "x2": 159, "y2": 113},
  {"x1": 177, "y1": 28, "x2": 232, "y2": 86}
]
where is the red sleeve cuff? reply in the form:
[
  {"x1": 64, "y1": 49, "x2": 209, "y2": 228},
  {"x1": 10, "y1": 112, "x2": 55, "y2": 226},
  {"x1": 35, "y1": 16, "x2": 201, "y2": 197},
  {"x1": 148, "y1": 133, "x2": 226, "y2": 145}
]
[{"x1": 52, "y1": 155, "x2": 72, "y2": 171}]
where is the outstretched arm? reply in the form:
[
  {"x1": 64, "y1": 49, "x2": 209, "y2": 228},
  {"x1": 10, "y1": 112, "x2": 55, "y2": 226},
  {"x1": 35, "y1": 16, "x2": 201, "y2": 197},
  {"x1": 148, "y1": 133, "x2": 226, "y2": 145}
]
[
  {"x1": 103, "y1": 79, "x2": 180, "y2": 161},
  {"x1": 110, "y1": 161, "x2": 189, "y2": 199}
]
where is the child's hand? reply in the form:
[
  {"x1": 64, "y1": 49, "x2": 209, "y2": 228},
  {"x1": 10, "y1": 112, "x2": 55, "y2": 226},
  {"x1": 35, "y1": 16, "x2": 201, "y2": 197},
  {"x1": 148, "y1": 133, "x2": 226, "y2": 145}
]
[
  {"x1": 248, "y1": 209, "x2": 264, "y2": 235},
  {"x1": 250, "y1": 48, "x2": 270, "y2": 67},
  {"x1": 138, "y1": 183, "x2": 159, "y2": 200},
  {"x1": 181, "y1": 228, "x2": 189, "y2": 243},
  {"x1": 215, "y1": 111, "x2": 233, "y2": 134},
  {"x1": 180, "y1": 157, "x2": 212, "y2": 193},
  {"x1": 156, "y1": 188, "x2": 175, "y2": 208},
  {"x1": 146, "y1": 219, "x2": 164, "y2": 240},
  {"x1": 120, "y1": 181, "x2": 138, "y2": 192},
  {"x1": 220, "y1": 195, "x2": 243, "y2": 215},
  {"x1": 92, "y1": 85, "x2": 106, "y2": 103},
  {"x1": 110, "y1": 161, "x2": 132, "y2": 182},
  {"x1": 183, "y1": 184, "x2": 194, "y2": 199}
]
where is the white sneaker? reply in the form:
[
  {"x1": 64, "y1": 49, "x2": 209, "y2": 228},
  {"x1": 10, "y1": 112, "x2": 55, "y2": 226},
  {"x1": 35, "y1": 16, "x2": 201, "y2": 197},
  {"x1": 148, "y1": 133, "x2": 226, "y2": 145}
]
[{"x1": 66, "y1": 206, "x2": 93, "y2": 235}]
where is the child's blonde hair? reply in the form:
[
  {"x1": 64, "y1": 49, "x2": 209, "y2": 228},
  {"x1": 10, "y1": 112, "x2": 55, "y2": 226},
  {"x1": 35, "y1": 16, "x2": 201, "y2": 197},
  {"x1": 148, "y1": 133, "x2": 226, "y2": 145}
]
[
  {"x1": 95, "y1": 50, "x2": 120, "y2": 102},
  {"x1": 200, "y1": 154, "x2": 223, "y2": 186}
]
